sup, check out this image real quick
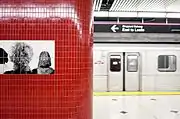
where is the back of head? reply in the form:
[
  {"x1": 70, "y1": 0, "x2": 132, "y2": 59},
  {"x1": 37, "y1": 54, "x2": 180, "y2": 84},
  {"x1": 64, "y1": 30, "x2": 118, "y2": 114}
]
[
  {"x1": 38, "y1": 51, "x2": 51, "y2": 68},
  {"x1": 0, "y1": 48, "x2": 8, "y2": 64},
  {"x1": 9, "y1": 42, "x2": 33, "y2": 71}
]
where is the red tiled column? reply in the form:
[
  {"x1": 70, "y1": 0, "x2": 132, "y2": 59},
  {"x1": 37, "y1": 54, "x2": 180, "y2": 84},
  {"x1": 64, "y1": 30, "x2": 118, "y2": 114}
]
[{"x1": 0, "y1": 0, "x2": 93, "y2": 119}]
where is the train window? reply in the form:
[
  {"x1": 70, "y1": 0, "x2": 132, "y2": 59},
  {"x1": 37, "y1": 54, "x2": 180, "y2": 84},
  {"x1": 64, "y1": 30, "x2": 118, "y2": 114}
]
[
  {"x1": 158, "y1": 55, "x2": 176, "y2": 72},
  {"x1": 110, "y1": 55, "x2": 121, "y2": 72},
  {"x1": 127, "y1": 55, "x2": 138, "y2": 72}
]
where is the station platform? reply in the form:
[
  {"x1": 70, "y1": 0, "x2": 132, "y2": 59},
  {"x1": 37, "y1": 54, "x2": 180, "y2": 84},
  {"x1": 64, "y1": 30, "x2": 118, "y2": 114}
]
[{"x1": 93, "y1": 92, "x2": 180, "y2": 119}]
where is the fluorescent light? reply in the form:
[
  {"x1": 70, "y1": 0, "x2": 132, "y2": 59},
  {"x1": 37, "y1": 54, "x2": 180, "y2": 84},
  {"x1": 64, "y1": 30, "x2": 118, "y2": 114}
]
[
  {"x1": 166, "y1": 13, "x2": 180, "y2": 18},
  {"x1": 93, "y1": 11, "x2": 180, "y2": 18},
  {"x1": 138, "y1": 12, "x2": 166, "y2": 18},
  {"x1": 94, "y1": 11, "x2": 108, "y2": 17},
  {"x1": 108, "y1": 12, "x2": 120, "y2": 17},
  {"x1": 109, "y1": 12, "x2": 137, "y2": 17},
  {"x1": 94, "y1": 11, "x2": 137, "y2": 17}
]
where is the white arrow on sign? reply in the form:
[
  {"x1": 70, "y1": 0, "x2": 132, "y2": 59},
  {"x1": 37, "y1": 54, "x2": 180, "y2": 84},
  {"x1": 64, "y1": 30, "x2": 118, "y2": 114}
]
[{"x1": 111, "y1": 25, "x2": 119, "y2": 32}]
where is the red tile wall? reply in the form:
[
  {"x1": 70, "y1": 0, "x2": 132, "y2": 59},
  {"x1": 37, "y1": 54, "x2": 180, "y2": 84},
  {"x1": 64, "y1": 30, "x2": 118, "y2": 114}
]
[{"x1": 0, "y1": 0, "x2": 93, "y2": 119}]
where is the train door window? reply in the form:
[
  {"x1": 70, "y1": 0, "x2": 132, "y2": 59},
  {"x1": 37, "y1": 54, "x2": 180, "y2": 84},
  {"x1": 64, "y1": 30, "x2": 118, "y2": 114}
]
[
  {"x1": 110, "y1": 55, "x2": 121, "y2": 72},
  {"x1": 158, "y1": 55, "x2": 176, "y2": 72},
  {"x1": 127, "y1": 55, "x2": 138, "y2": 72}
]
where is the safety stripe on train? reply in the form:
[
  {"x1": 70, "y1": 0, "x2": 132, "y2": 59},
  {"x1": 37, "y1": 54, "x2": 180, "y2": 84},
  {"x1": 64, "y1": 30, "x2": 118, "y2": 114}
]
[{"x1": 93, "y1": 92, "x2": 180, "y2": 96}]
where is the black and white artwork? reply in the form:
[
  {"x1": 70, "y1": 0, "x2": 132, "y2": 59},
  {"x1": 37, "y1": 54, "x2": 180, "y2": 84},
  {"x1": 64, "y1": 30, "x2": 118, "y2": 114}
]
[{"x1": 0, "y1": 40, "x2": 55, "y2": 74}]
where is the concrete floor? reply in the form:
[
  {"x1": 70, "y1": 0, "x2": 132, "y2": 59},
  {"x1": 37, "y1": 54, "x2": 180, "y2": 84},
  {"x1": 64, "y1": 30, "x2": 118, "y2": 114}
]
[{"x1": 93, "y1": 95, "x2": 180, "y2": 119}]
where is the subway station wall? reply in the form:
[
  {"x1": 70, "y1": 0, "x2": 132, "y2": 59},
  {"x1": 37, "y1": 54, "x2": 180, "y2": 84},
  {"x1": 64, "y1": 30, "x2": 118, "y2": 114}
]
[
  {"x1": 0, "y1": 0, "x2": 93, "y2": 119},
  {"x1": 94, "y1": 33, "x2": 180, "y2": 43}
]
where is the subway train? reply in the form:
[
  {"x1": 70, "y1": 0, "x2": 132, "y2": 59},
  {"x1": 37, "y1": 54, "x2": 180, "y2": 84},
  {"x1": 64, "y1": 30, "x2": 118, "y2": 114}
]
[{"x1": 93, "y1": 43, "x2": 180, "y2": 92}]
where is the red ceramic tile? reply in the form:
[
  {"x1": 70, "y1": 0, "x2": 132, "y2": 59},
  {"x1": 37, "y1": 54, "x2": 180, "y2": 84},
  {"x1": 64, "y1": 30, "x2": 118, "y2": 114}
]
[{"x1": 0, "y1": 0, "x2": 93, "y2": 119}]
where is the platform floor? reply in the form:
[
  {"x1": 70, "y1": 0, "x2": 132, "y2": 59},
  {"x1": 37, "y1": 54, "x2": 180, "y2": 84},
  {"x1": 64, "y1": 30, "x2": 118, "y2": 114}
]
[{"x1": 93, "y1": 95, "x2": 180, "y2": 119}]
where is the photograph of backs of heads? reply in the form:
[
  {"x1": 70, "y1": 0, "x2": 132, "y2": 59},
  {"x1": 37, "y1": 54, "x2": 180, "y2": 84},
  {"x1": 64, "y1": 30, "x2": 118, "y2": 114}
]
[{"x1": 0, "y1": 40, "x2": 55, "y2": 74}]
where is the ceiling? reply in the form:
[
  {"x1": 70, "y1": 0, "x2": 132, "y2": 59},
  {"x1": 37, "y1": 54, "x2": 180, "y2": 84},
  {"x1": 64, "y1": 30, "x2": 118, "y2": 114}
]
[{"x1": 93, "y1": 0, "x2": 180, "y2": 12}]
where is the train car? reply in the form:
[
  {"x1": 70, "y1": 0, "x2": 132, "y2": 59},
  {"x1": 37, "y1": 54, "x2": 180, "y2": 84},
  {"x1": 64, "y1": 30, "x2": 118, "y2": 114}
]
[{"x1": 93, "y1": 43, "x2": 180, "y2": 92}]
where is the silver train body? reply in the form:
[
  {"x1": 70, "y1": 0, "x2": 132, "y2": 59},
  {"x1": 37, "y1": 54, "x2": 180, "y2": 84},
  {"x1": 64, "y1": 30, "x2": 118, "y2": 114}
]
[{"x1": 93, "y1": 43, "x2": 180, "y2": 92}]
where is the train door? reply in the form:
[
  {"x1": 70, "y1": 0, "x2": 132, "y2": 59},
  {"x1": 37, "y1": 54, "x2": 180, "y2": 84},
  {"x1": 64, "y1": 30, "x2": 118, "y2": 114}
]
[
  {"x1": 108, "y1": 52, "x2": 140, "y2": 91},
  {"x1": 108, "y1": 53, "x2": 123, "y2": 91}
]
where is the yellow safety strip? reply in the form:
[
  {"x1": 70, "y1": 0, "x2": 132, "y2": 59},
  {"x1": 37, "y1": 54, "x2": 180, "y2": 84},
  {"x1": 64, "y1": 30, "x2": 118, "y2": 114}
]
[{"x1": 93, "y1": 92, "x2": 180, "y2": 96}]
